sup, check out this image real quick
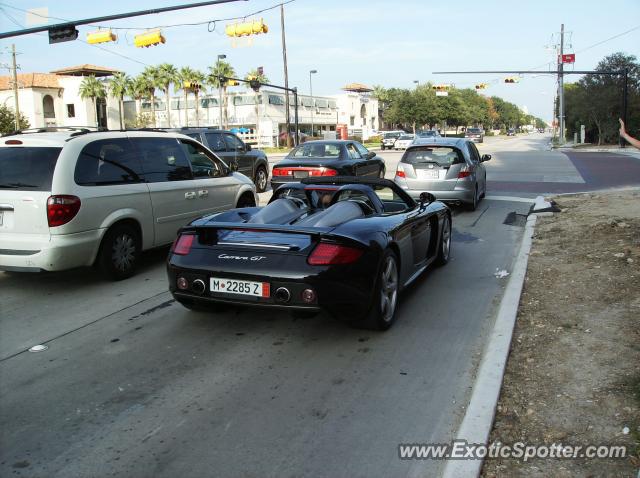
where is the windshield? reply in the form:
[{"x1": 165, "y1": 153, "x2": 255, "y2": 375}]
[
  {"x1": 290, "y1": 143, "x2": 341, "y2": 158},
  {"x1": 403, "y1": 146, "x2": 464, "y2": 166},
  {"x1": 0, "y1": 147, "x2": 62, "y2": 190},
  {"x1": 383, "y1": 132, "x2": 401, "y2": 139}
]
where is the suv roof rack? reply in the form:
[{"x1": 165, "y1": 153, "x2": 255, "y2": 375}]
[
  {"x1": 126, "y1": 128, "x2": 168, "y2": 132},
  {"x1": 2, "y1": 126, "x2": 107, "y2": 137}
]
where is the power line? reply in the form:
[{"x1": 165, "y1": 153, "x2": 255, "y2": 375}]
[
  {"x1": 0, "y1": 0, "x2": 296, "y2": 32},
  {"x1": 575, "y1": 24, "x2": 640, "y2": 54}
]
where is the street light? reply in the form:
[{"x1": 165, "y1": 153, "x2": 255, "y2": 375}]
[
  {"x1": 309, "y1": 69, "x2": 317, "y2": 137},
  {"x1": 217, "y1": 54, "x2": 226, "y2": 129}
]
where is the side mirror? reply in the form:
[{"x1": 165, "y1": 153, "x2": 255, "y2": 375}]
[
  {"x1": 481, "y1": 154, "x2": 491, "y2": 162},
  {"x1": 366, "y1": 151, "x2": 376, "y2": 159},
  {"x1": 245, "y1": 144, "x2": 252, "y2": 151},
  {"x1": 419, "y1": 192, "x2": 436, "y2": 206},
  {"x1": 229, "y1": 161, "x2": 239, "y2": 172}
]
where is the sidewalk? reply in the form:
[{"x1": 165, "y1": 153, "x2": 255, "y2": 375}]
[{"x1": 555, "y1": 142, "x2": 640, "y2": 158}]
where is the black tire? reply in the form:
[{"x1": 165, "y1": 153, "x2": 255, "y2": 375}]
[
  {"x1": 435, "y1": 214, "x2": 452, "y2": 266},
  {"x1": 237, "y1": 193, "x2": 256, "y2": 208},
  {"x1": 467, "y1": 185, "x2": 478, "y2": 211},
  {"x1": 351, "y1": 249, "x2": 400, "y2": 331},
  {"x1": 254, "y1": 166, "x2": 268, "y2": 193},
  {"x1": 97, "y1": 224, "x2": 140, "y2": 280}
]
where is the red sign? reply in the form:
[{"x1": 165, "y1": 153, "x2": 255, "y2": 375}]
[{"x1": 560, "y1": 54, "x2": 575, "y2": 64}]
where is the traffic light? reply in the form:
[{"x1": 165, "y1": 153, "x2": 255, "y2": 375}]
[
  {"x1": 226, "y1": 79, "x2": 240, "y2": 87},
  {"x1": 225, "y1": 18, "x2": 268, "y2": 37},
  {"x1": 504, "y1": 77, "x2": 519, "y2": 83},
  {"x1": 48, "y1": 25, "x2": 79, "y2": 44},
  {"x1": 246, "y1": 75, "x2": 261, "y2": 92},
  {"x1": 134, "y1": 30, "x2": 165, "y2": 48},
  {"x1": 475, "y1": 83, "x2": 488, "y2": 90},
  {"x1": 86, "y1": 29, "x2": 117, "y2": 45},
  {"x1": 183, "y1": 81, "x2": 201, "y2": 91}
]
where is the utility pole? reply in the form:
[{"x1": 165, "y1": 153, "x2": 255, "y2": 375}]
[
  {"x1": 217, "y1": 54, "x2": 226, "y2": 130},
  {"x1": 11, "y1": 44, "x2": 20, "y2": 130},
  {"x1": 558, "y1": 24, "x2": 565, "y2": 144},
  {"x1": 281, "y1": 4, "x2": 291, "y2": 146}
]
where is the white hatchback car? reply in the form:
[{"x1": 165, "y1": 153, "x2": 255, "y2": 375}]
[
  {"x1": 0, "y1": 129, "x2": 256, "y2": 279},
  {"x1": 393, "y1": 134, "x2": 415, "y2": 150}
]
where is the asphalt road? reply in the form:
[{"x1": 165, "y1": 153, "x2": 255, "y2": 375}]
[{"x1": 3, "y1": 133, "x2": 637, "y2": 477}]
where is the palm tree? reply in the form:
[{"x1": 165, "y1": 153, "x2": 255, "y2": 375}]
[
  {"x1": 127, "y1": 75, "x2": 148, "y2": 118},
  {"x1": 245, "y1": 69, "x2": 269, "y2": 145},
  {"x1": 156, "y1": 63, "x2": 179, "y2": 128},
  {"x1": 207, "y1": 59, "x2": 236, "y2": 129},
  {"x1": 78, "y1": 75, "x2": 106, "y2": 127},
  {"x1": 142, "y1": 66, "x2": 160, "y2": 127},
  {"x1": 108, "y1": 72, "x2": 130, "y2": 129}
]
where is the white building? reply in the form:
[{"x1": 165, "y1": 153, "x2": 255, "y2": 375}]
[{"x1": 0, "y1": 64, "x2": 122, "y2": 130}]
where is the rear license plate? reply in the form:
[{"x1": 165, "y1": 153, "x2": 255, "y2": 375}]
[
  {"x1": 293, "y1": 171, "x2": 309, "y2": 179},
  {"x1": 210, "y1": 277, "x2": 270, "y2": 297},
  {"x1": 417, "y1": 169, "x2": 440, "y2": 179}
]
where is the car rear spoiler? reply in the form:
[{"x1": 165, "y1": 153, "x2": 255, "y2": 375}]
[{"x1": 183, "y1": 222, "x2": 333, "y2": 236}]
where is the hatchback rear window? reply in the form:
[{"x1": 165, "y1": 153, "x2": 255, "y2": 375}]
[
  {"x1": 402, "y1": 146, "x2": 464, "y2": 166},
  {"x1": 0, "y1": 147, "x2": 62, "y2": 191},
  {"x1": 290, "y1": 143, "x2": 341, "y2": 158},
  {"x1": 467, "y1": 128, "x2": 481, "y2": 134}
]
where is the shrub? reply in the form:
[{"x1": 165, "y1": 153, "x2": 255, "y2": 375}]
[{"x1": 0, "y1": 105, "x2": 30, "y2": 134}]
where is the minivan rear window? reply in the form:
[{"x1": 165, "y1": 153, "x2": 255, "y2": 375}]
[
  {"x1": 0, "y1": 147, "x2": 62, "y2": 191},
  {"x1": 403, "y1": 146, "x2": 464, "y2": 166}
]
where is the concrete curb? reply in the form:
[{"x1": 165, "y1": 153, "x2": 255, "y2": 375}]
[{"x1": 442, "y1": 214, "x2": 538, "y2": 478}]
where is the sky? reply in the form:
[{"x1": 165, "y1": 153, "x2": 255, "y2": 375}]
[{"x1": 1, "y1": 0, "x2": 639, "y2": 122}]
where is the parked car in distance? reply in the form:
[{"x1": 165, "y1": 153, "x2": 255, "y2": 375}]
[
  {"x1": 380, "y1": 131, "x2": 403, "y2": 150},
  {"x1": 394, "y1": 134, "x2": 415, "y2": 150},
  {"x1": 166, "y1": 127, "x2": 270, "y2": 193},
  {"x1": 464, "y1": 127, "x2": 484, "y2": 143},
  {"x1": 506, "y1": 128, "x2": 516, "y2": 136},
  {"x1": 393, "y1": 137, "x2": 490, "y2": 210},
  {"x1": 0, "y1": 127, "x2": 256, "y2": 279},
  {"x1": 416, "y1": 130, "x2": 441, "y2": 140},
  {"x1": 271, "y1": 140, "x2": 386, "y2": 189},
  {"x1": 168, "y1": 177, "x2": 451, "y2": 330}
]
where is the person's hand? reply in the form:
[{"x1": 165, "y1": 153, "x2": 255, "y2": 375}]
[{"x1": 619, "y1": 118, "x2": 627, "y2": 137}]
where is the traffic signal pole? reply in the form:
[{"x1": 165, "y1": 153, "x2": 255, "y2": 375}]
[{"x1": 11, "y1": 44, "x2": 20, "y2": 130}]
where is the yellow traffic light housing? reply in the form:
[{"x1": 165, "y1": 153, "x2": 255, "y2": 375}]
[
  {"x1": 225, "y1": 18, "x2": 268, "y2": 37},
  {"x1": 86, "y1": 29, "x2": 116, "y2": 45},
  {"x1": 504, "y1": 77, "x2": 519, "y2": 84},
  {"x1": 226, "y1": 79, "x2": 240, "y2": 87},
  {"x1": 134, "y1": 30, "x2": 165, "y2": 48}
]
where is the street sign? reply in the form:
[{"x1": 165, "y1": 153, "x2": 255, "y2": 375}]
[{"x1": 560, "y1": 54, "x2": 575, "y2": 64}]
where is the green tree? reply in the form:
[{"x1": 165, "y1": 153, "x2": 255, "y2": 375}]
[
  {"x1": 207, "y1": 59, "x2": 236, "y2": 129},
  {"x1": 78, "y1": 75, "x2": 106, "y2": 127},
  {"x1": 127, "y1": 75, "x2": 150, "y2": 119},
  {"x1": 156, "y1": 63, "x2": 179, "y2": 128},
  {"x1": 141, "y1": 66, "x2": 160, "y2": 127},
  {"x1": 0, "y1": 105, "x2": 29, "y2": 134},
  {"x1": 108, "y1": 72, "x2": 130, "y2": 130}
]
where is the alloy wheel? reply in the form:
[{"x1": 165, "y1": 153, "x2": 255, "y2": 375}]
[
  {"x1": 111, "y1": 233, "x2": 136, "y2": 272},
  {"x1": 380, "y1": 255, "x2": 398, "y2": 322}
]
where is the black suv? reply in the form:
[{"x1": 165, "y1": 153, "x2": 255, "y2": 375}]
[{"x1": 166, "y1": 128, "x2": 270, "y2": 192}]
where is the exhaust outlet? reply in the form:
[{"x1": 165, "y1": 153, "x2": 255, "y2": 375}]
[
  {"x1": 192, "y1": 279, "x2": 206, "y2": 295},
  {"x1": 274, "y1": 287, "x2": 291, "y2": 303}
]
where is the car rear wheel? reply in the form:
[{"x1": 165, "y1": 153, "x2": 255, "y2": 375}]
[
  {"x1": 352, "y1": 250, "x2": 399, "y2": 331},
  {"x1": 435, "y1": 214, "x2": 452, "y2": 266},
  {"x1": 254, "y1": 166, "x2": 268, "y2": 193},
  {"x1": 97, "y1": 224, "x2": 140, "y2": 280},
  {"x1": 467, "y1": 185, "x2": 478, "y2": 211}
]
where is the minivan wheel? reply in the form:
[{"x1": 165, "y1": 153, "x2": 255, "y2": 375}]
[
  {"x1": 254, "y1": 166, "x2": 268, "y2": 193},
  {"x1": 98, "y1": 224, "x2": 140, "y2": 280}
]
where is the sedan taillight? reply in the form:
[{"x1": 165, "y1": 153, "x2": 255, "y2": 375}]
[
  {"x1": 47, "y1": 195, "x2": 81, "y2": 227},
  {"x1": 308, "y1": 242, "x2": 363, "y2": 265}
]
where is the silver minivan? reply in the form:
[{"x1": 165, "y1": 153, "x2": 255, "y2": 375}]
[
  {"x1": 0, "y1": 129, "x2": 256, "y2": 279},
  {"x1": 393, "y1": 138, "x2": 490, "y2": 210}
]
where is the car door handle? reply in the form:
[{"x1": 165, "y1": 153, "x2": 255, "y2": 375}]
[
  {"x1": 198, "y1": 190, "x2": 209, "y2": 198},
  {"x1": 185, "y1": 191, "x2": 197, "y2": 200}
]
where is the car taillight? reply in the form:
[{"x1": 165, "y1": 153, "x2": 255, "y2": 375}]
[
  {"x1": 395, "y1": 169, "x2": 406, "y2": 178},
  {"x1": 458, "y1": 169, "x2": 472, "y2": 179},
  {"x1": 308, "y1": 242, "x2": 363, "y2": 265},
  {"x1": 272, "y1": 167, "x2": 292, "y2": 177},
  {"x1": 47, "y1": 195, "x2": 81, "y2": 227},
  {"x1": 313, "y1": 168, "x2": 337, "y2": 176},
  {"x1": 172, "y1": 234, "x2": 195, "y2": 255}
]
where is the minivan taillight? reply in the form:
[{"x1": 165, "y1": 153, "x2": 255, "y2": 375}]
[
  {"x1": 47, "y1": 195, "x2": 81, "y2": 227},
  {"x1": 308, "y1": 242, "x2": 363, "y2": 265},
  {"x1": 171, "y1": 234, "x2": 195, "y2": 255}
]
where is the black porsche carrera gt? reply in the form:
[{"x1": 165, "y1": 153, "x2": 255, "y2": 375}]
[{"x1": 167, "y1": 178, "x2": 451, "y2": 330}]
